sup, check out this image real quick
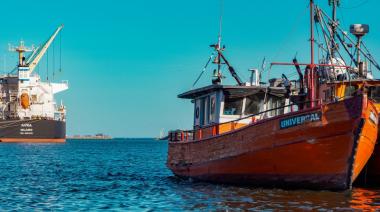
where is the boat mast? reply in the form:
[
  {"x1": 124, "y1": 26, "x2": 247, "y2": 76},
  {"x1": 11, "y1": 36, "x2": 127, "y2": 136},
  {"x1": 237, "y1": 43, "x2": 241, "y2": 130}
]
[
  {"x1": 210, "y1": 0, "x2": 244, "y2": 86},
  {"x1": 310, "y1": 0, "x2": 315, "y2": 66},
  {"x1": 214, "y1": 0, "x2": 223, "y2": 84},
  {"x1": 217, "y1": 0, "x2": 223, "y2": 78},
  {"x1": 309, "y1": 0, "x2": 316, "y2": 107}
]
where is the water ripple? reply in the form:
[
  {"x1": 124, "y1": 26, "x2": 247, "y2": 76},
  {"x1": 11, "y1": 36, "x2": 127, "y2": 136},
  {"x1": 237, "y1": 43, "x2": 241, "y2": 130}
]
[{"x1": 0, "y1": 139, "x2": 378, "y2": 210}]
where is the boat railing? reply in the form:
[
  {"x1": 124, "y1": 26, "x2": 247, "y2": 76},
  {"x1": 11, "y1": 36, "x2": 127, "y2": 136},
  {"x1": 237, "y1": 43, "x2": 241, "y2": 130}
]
[{"x1": 168, "y1": 99, "x2": 322, "y2": 142}]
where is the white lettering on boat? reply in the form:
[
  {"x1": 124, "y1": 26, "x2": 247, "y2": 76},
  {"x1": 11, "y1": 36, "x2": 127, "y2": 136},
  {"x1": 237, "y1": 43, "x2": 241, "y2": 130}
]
[
  {"x1": 20, "y1": 123, "x2": 34, "y2": 135},
  {"x1": 280, "y1": 112, "x2": 321, "y2": 129},
  {"x1": 21, "y1": 123, "x2": 32, "y2": 127}
]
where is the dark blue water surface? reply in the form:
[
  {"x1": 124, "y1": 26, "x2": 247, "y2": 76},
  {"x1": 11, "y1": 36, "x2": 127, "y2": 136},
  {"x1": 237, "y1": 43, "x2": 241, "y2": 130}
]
[{"x1": 0, "y1": 139, "x2": 379, "y2": 211}]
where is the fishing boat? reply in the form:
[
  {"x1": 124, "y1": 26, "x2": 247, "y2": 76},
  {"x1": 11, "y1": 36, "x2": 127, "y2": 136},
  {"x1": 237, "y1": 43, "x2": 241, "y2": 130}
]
[
  {"x1": 0, "y1": 25, "x2": 68, "y2": 142},
  {"x1": 166, "y1": 0, "x2": 380, "y2": 190}
]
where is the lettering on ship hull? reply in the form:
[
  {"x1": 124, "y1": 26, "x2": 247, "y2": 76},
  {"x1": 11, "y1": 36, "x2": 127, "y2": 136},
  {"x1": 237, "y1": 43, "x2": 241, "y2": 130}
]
[
  {"x1": 20, "y1": 123, "x2": 34, "y2": 135},
  {"x1": 279, "y1": 112, "x2": 322, "y2": 129}
]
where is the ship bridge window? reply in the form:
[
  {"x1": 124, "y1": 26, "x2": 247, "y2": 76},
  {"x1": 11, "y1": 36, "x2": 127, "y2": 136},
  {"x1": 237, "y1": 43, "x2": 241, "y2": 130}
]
[
  {"x1": 269, "y1": 96, "x2": 286, "y2": 116},
  {"x1": 244, "y1": 94, "x2": 264, "y2": 115},
  {"x1": 369, "y1": 86, "x2": 380, "y2": 102},
  {"x1": 223, "y1": 97, "x2": 243, "y2": 115},
  {"x1": 345, "y1": 85, "x2": 358, "y2": 97}
]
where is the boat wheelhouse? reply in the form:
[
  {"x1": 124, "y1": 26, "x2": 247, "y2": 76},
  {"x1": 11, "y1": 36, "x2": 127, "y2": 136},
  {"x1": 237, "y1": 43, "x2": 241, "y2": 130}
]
[{"x1": 170, "y1": 84, "x2": 292, "y2": 141}]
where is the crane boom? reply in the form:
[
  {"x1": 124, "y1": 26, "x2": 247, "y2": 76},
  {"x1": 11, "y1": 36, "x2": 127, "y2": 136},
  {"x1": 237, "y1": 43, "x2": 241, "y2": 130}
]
[{"x1": 27, "y1": 25, "x2": 63, "y2": 74}]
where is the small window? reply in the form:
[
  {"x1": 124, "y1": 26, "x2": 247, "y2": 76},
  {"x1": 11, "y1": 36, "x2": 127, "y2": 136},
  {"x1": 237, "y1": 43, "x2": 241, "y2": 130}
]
[
  {"x1": 210, "y1": 96, "x2": 216, "y2": 121},
  {"x1": 245, "y1": 94, "x2": 263, "y2": 115},
  {"x1": 223, "y1": 97, "x2": 243, "y2": 115},
  {"x1": 31, "y1": 95, "x2": 37, "y2": 103},
  {"x1": 369, "y1": 86, "x2": 380, "y2": 102},
  {"x1": 324, "y1": 86, "x2": 335, "y2": 102},
  {"x1": 345, "y1": 86, "x2": 357, "y2": 97},
  {"x1": 269, "y1": 96, "x2": 285, "y2": 116},
  {"x1": 204, "y1": 97, "x2": 210, "y2": 124}
]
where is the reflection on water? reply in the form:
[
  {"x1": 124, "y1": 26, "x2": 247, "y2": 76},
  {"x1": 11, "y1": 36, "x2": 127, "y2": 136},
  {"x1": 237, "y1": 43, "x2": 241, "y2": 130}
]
[
  {"x1": 350, "y1": 188, "x2": 380, "y2": 210},
  {"x1": 0, "y1": 139, "x2": 378, "y2": 210},
  {"x1": 169, "y1": 177, "x2": 380, "y2": 211}
]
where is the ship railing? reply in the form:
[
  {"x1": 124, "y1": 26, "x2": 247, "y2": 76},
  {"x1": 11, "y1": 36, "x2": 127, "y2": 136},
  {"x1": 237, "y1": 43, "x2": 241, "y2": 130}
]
[{"x1": 168, "y1": 99, "x2": 322, "y2": 142}]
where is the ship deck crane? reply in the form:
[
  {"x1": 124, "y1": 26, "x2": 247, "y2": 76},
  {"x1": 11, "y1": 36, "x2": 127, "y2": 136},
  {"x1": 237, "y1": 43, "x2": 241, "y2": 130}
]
[{"x1": 26, "y1": 25, "x2": 64, "y2": 75}]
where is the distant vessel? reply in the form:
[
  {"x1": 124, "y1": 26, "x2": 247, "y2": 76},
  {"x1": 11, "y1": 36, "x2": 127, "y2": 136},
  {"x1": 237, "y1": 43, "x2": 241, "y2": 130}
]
[
  {"x1": 166, "y1": 0, "x2": 380, "y2": 190},
  {"x1": 0, "y1": 25, "x2": 68, "y2": 142},
  {"x1": 68, "y1": 134, "x2": 112, "y2": 140},
  {"x1": 156, "y1": 129, "x2": 168, "y2": 141}
]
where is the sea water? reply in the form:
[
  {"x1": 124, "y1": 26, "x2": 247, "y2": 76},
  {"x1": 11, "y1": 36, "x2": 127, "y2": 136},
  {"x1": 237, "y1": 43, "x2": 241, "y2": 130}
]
[{"x1": 0, "y1": 139, "x2": 379, "y2": 210}]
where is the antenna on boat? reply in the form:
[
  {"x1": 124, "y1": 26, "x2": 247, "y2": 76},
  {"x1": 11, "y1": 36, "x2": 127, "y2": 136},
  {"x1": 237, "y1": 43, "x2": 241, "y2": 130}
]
[
  {"x1": 212, "y1": 0, "x2": 224, "y2": 85},
  {"x1": 193, "y1": 0, "x2": 244, "y2": 87},
  {"x1": 212, "y1": 0, "x2": 244, "y2": 86},
  {"x1": 218, "y1": 0, "x2": 223, "y2": 51}
]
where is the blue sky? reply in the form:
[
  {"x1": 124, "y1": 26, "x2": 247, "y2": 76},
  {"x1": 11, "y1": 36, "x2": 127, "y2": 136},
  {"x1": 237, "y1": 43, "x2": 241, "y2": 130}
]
[{"x1": 0, "y1": 0, "x2": 379, "y2": 137}]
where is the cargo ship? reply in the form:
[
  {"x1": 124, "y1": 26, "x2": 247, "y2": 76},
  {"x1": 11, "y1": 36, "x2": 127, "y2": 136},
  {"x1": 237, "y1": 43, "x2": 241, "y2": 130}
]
[
  {"x1": 0, "y1": 25, "x2": 68, "y2": 143},
  {"x1": 166, "y1": 0, "x2": 380, "y2": 190}
]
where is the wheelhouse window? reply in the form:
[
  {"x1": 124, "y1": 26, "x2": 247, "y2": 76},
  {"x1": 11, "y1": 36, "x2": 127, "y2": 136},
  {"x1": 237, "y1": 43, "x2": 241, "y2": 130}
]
[
  {"x1": 345, "y1": 85, "x2": 358, "y2": 97},
  {"x1": 223, "y1": 97, "x2": 243, "y2": 115},
  {"x1": 269, "y1": 96, "x2": 285, "y2": 116},
  {"x1": 244, "y1": 94, "x2": 263, "y2": 115},
  {"x1": 209, "y1": 95, "x2": 216, "y2": 122},
  {"x1": 369, "y1": 86, "x2": 380, "y2": 102}
]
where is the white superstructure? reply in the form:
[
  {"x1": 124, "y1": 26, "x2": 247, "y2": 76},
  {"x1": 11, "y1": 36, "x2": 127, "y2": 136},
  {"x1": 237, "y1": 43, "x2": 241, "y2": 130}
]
[{"x1": 0, "y1": 25, "x2": 68, "y2": 121}]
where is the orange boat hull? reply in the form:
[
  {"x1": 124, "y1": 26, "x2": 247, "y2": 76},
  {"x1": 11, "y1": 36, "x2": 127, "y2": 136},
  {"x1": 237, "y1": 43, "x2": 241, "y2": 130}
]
[{"x1": 167, "y1": 96, "x2": 378, "y2": 190}]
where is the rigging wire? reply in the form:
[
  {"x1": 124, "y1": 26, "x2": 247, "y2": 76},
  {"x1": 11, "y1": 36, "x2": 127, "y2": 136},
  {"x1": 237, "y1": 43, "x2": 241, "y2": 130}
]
[
  {"x1": 265, "y1": 2, "x2": 309, "y2": 77},
  {"x1": 192, "y1": 53, "x2": 215, "y2": 87},
  {"x1": 59, "y1": 31, "x2": 62, "y2": 72},
  {"x1": 337, "y1": 6, "x2": 346, "y2": 28},
  {"x1": 314, "y1": 16, "x2": 324, "y2": 63},
  {"x1": 340, "y1": 0, "x2": 369, "y2": 9},
  {"x1": 317, "y1": 6, "x2": 380, "y2": 71},
  {"x1": 46, "y1": 48, "x2": 49, "y2": 81},
  {"x1": 53, "y1": 39, "x2": 55, "y2": 80}
]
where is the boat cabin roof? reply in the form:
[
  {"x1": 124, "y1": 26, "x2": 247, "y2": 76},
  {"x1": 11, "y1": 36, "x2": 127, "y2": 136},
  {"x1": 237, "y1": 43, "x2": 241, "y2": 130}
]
[{"x1": 178, "y1": 84, "x2": 288, "y2": 99}]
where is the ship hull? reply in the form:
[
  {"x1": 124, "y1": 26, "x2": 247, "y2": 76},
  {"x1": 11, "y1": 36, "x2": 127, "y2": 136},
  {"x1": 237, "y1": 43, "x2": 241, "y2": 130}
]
[
  {"x1": 167, "y1": 96, "x2": 378, "y2": 190},
  {"x1": 0, "y1": 119, "x2": 66, "y2": 143}
]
